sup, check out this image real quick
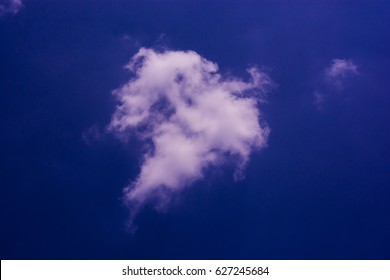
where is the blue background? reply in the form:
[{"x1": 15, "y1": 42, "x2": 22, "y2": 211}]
[{"x1": 1, "y1": 0, "x2": 390, "y2": 259}]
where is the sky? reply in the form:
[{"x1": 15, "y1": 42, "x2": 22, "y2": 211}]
[{"x1": 1, "y1": 0, "x2": 390, "y2": 260}]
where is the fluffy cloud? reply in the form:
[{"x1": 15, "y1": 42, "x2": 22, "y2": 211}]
[
  {"x1": 0, "y1": 0, "x2": 22, "y2": 15},
  {"x1": 108, "y1": 48, "x2": 272, "y2": 220},
  {"x1": 324, "y1": 58, "x2": 358, "y2": 89}
]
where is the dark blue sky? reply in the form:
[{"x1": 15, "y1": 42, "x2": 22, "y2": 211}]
[{"x1": 1, "y1": 0, "x2": 390, "y2": 259}]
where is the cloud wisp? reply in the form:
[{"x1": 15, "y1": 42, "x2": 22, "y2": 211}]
[
  {"x1": 324, "y1": 58, "x2": 358, "y2": 90},
  {"x1": 314, "y1": 58, "x2": 359, "y2": 110},
  {"x1": 108, "y1": 48, "x2": 272, "y2": 225},
  {"x1": 0, "y1": 0, "x2": 22, "y2": 15}
]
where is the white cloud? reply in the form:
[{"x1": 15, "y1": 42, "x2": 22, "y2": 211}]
[
  {"x1": 324, "y1": 58, "x2": 358, "y2": 89},
  {"x1": 108, "y1": 48, "x2": 272, "y2": 222},
  {"x1": 0, "y1": 0, "x2": 22, "y2": 15}
]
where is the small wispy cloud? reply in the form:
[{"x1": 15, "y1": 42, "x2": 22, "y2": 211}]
[
  {"x1": 0, "y1": 0, "x2": 22, "y2": 15},
  {"x1": 108, "y1": 48, "x2": 272, "y2": 227},
  {"x1": 313, "y1": 58, "x2": 359, "y2": 110},
  {"x1": 82, "y1": 125, "x2": 104, "y2": 146},
  {"x1": 313, "y1": 90, "x2": 325, "y2": 111},
  {"x1": 324, "y1": 58, "x2": 358, "y2": 90}
]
